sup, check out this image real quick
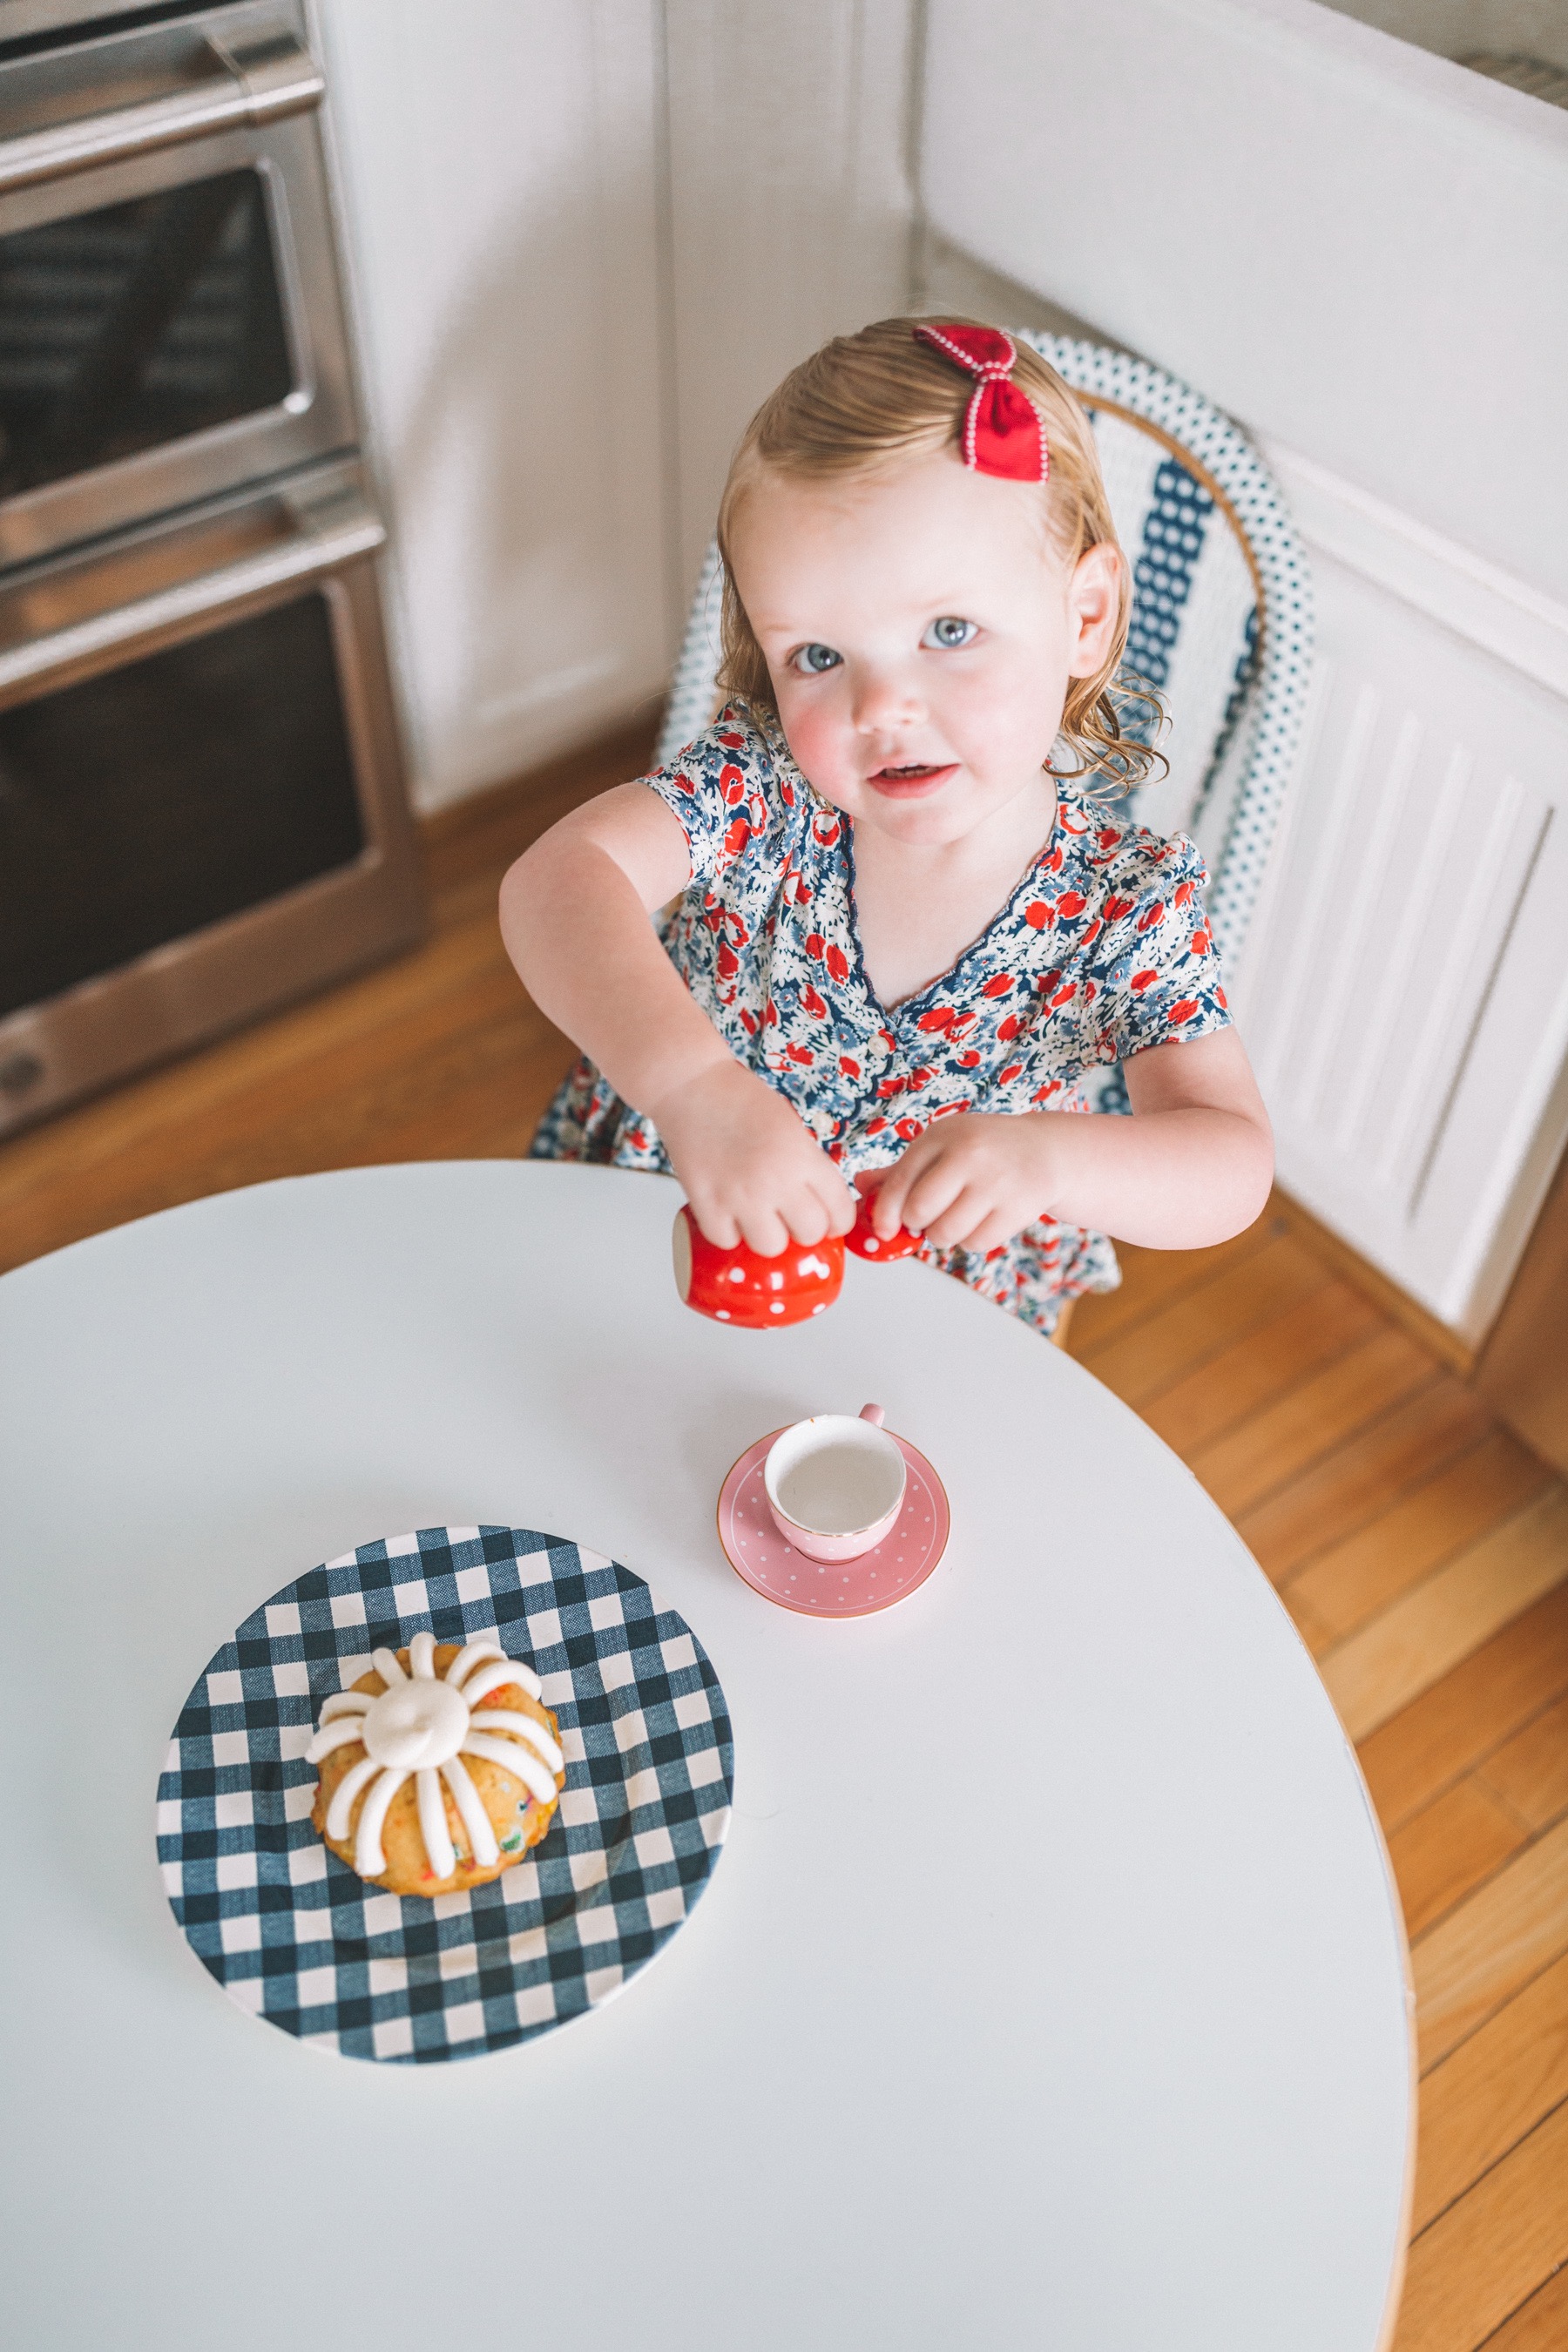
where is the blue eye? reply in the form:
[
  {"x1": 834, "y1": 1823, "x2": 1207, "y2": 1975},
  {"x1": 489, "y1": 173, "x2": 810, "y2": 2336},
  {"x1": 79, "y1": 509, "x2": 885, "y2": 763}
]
[
  {"x1": 922, "y1": 616, "x2": 977, "y2": 650},
  {"x1": 792, "y1": 643, "x2": 842, "y2": 674}
]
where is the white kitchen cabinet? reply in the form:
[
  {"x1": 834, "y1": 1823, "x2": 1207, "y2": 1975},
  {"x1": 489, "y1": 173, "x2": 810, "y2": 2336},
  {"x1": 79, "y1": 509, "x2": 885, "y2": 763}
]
[
  {"x1": 313, "y1": 0, "x2": 673, "y2": 811},
  {"x1": 922, "y1": 0, "x2": 1568, "y2": 1342}
]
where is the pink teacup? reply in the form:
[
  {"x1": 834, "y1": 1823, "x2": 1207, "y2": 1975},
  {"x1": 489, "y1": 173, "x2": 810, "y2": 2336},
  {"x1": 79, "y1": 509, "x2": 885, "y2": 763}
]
[{"x1": 762, "y1": 1403, "x2": 907, "y2": 1563}]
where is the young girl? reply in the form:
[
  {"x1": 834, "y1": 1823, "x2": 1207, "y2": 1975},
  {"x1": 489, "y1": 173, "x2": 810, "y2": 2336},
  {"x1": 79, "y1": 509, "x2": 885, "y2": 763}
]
[{"x1": 501, "y1": 318, "x2": 1273, "y2": 1337}]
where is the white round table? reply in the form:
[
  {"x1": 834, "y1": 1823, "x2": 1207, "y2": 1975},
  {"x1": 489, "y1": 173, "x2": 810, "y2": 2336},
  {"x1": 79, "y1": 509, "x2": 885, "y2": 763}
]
[{"x1": 0, "y1": 1162, "x2": 1411, "y2": 2350}]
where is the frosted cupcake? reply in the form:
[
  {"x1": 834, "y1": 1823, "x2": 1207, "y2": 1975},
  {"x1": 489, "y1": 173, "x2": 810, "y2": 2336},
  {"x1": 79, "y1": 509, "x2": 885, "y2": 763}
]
[{"x1": 307, "y1": 1632, "x2": 564, "y2": 1896}]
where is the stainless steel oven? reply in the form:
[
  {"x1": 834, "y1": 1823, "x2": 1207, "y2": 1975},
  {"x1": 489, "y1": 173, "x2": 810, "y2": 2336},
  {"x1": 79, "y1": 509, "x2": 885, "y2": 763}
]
[
  {"x1": 0, "y1": 0, "x2": 423, "y2": 1139},
  {"x1": 0, "y1": 0, "x2": 356, "y2": 565}
]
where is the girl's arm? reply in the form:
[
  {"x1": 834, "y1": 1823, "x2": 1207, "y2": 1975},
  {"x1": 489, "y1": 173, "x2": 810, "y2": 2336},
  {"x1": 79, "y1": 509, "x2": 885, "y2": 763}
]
[
  {"x1": 865, "y1": 1027, "x2": 1274, "y2": 1254},
  {"x1": 499, "y1": 785, "x2": 855, "y2": 1254}
]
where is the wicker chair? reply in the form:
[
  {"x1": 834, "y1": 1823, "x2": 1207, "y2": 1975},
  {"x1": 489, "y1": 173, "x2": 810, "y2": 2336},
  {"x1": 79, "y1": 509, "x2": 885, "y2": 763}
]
[{"x1": 655, "y1": 333, "x2": 1315, "y2": 1112}]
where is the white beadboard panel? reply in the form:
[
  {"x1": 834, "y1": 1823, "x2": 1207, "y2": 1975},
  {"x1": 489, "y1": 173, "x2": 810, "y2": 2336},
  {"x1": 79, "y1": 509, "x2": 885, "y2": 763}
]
[
  {"x1": 1235, "y1": 549, "x2": 1568, "y2": 1340},
  {"x1": 920, "y1": 0, "x2": 1568, "y2": 599},
  {"x1": 664, "y1": 0, "x2": 917, "y2": 598},
  {"x1": 314, "y1": 0, "x2": 672, "y2": 810}
]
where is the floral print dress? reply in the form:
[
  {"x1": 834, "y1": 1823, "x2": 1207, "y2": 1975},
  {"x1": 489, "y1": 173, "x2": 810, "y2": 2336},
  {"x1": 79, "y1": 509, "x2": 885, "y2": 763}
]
[{"x1": 531, "y1": 706, "x2": 1231, "y2": 1335}]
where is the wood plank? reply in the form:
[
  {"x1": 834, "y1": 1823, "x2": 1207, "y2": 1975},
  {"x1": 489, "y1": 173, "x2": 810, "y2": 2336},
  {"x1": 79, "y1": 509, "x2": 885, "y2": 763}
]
[
  {"x1": 1233, "y1": 1375, "x2": 1488, "y2": 1587},
  {"x1": 1320, "y1": 1490, "x2": 1568, "y2": 1742},
  {"x1": 1413, "y1": 1951, "x2": 1568, "y2": 2233},
  {"x1": 1478, "y1": 1694, "x2": 1568, "y2": 1834},
  {"x1": 1358, "y1": 1583, "x2": 1568, "y2": 1834},
  {"x1": 1063, "y1": 1210, "x2": 1287, "y2": 1356},
  {"x1": 1140, "y1": 1274, "x2": 1381, "y2": 1462},
  {"x1": 1467, "y1": 2267, "x2": 1568, "y2": 2352},
  {"x1": 1413, "y1": 1814, "x2": 1568, "y2": 2070},
  {"x1": 1394, "y1": 2098, "x2": 1568, "y2": 2352},
  {"x1": 1186, "y1": 1318, "x2": 1435, "y2": 1519},
  {"x1": 1072, "y1": 1230, "x2": 1330, "y2": 1409},
  {"x1": 1289, "y1": 1430, "x2": 1556, "y2": 1652},
  {"x1": 1389, "y1": 1779, "x2": 1532, "y2": 1942}
]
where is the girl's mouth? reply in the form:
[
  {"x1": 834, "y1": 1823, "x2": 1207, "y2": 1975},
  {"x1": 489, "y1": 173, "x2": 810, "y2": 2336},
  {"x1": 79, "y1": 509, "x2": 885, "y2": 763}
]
[{"x1": 866, "y1": 761, "x2": 958, "y2": 801}]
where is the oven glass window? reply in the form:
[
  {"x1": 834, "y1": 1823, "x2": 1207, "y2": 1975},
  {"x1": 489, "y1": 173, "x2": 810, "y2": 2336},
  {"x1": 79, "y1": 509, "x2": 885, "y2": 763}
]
[
  {"x1": 0, "y1": 591, "x2": 364, "y2": 1016},
  {"x1": 0, "y1": 170, "x2": 293, "y2": 500}
]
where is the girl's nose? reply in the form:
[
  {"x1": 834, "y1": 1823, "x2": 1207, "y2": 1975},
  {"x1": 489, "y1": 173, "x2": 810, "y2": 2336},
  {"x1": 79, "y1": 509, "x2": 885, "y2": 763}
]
[{"x1": 852, "y1": 667, "x2": 924, "y2": 735}]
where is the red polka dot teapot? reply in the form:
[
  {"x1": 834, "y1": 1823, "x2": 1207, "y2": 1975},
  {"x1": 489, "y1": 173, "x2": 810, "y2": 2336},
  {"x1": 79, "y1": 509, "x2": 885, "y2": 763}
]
[{"x1": 672, "y1": 1194, "x2": 920, "y2": 1328}]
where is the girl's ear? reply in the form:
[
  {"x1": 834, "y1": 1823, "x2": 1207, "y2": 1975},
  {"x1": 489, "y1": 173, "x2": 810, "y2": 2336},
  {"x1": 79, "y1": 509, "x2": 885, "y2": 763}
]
[{"x1": 1066, "y1": 543, "x2": 1123, "y2": 679}]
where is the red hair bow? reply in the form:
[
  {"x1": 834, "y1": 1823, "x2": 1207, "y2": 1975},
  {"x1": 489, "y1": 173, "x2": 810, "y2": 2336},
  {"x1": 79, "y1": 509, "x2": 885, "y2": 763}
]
[{"x1": 913, "y1": 322, "x2": 1047, "y2": 483}]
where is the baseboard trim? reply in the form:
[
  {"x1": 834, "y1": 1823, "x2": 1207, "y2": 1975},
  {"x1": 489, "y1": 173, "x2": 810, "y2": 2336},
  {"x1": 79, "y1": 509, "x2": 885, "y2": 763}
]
[{"x1": 1273, "y1": 1185, "x2": 1476, "y2": 1375}]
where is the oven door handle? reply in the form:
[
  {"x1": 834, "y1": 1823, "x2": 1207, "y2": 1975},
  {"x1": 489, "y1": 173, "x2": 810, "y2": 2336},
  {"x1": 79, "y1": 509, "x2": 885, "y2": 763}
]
[
  {"x1": 0, "y1": 28, "x2": 325, "y2": 195},
  {"x1": 0, "y1": 489, "x2": 386, "y2": 700}
]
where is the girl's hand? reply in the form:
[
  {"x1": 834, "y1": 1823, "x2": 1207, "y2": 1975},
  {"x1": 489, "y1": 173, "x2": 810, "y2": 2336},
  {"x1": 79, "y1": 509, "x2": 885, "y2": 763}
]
[
  {"x1": 865, "y1": 1113, "x2": 1058, "y2": 1257},
  {"x1": 652, "y1": 1060, "x2": 857, "y2": 1257}
]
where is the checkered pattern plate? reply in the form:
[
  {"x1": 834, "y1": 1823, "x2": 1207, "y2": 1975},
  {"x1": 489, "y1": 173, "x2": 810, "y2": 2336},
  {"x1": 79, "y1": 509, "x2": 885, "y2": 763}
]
[{"x1": 156, "y1": 1525, "x2": 734, "y2": 2064}]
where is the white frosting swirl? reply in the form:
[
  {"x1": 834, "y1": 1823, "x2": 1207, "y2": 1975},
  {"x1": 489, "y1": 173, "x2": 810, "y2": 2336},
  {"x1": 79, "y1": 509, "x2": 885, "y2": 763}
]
[{"x1": 306, "y1": 1638, "x2": 558, "y2": 1882}]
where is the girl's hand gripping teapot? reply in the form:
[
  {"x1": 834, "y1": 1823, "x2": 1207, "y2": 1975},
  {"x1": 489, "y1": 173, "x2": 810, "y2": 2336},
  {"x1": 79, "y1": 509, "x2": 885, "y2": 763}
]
[{"x1": 672, "y1": 1193, "x2": 920, "y2": 1328}]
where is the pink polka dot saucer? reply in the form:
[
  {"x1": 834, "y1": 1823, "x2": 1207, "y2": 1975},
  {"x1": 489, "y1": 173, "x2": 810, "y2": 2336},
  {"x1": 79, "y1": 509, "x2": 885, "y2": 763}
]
[{"x1": 716, "y1": 1426, "x2": 950, "y2": 1617}]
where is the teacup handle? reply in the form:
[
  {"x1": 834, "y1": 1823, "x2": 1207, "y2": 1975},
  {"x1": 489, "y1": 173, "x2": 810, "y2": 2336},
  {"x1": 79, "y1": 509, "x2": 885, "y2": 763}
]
[{"x1": 859, "y1": 1403, "x2": 885, "y2": 1427}]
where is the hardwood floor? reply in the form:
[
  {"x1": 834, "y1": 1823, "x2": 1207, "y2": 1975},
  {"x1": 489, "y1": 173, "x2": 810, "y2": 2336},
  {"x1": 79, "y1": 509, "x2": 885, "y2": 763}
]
[{"x1": 3, "y1": 734, "x2": 1565, "y2": 2348}]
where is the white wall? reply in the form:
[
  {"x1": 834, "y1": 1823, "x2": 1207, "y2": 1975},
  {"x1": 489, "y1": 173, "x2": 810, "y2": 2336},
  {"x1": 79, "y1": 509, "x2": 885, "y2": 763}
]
[
  {"x1": 923, "y1": 0, "x2": 1568, "y2": 598},
  {"x1": 663, "y1": 0, "x2": 917, "y2": 599},
  {"x1": 314, "y1": 0, "x2": 672, "y2": 811}
]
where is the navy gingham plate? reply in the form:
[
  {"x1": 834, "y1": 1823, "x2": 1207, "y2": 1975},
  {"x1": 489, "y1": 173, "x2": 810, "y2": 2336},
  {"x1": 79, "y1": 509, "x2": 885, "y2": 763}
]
[{"x1": 156, "y1": 1525, "x2": 734, "y2": 2063}]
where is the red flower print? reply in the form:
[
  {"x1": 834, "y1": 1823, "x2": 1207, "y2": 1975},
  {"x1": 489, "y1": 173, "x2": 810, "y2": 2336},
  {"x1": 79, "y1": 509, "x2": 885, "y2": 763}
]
[
  {"x1": 764, "y1": 999, "x2": 779, "y2": 1026},
  {"x1": 1047, "y1": 983, "x2": 1075, "y2": 1010},
  {"x1": 720, "y1": 764, "x2": 745, "y2": 805},
  {"x1": 895, "y1": 1116, "x2": 925, "y2": 1140},
  {"x1": 932, "y1": 1098, "x2": 970, "y2": 1119},
  {"x1": 1103, "y1": 895, "x2": 1133, "y2": 922},
  {"x1": 1032, "y1": 1079, "x2": 1064, "y2": 1102},
  {"x1": 1035, "y1": 968, "x2": 1063, "y2": 997},
  {"x1": 718, "y1": 731, "x2": 744, "y2": 749},
  {"x1": 1166, "y1": 999, "x2": 1199, "y2": 1024},
  {"x1": 739, "y1": 1007, "x2": 758, "y2": 1034},
  {"x1": 1137, "y1": 900, "x2": 1165, "y2": 931},
  {"x1": 1044, "y1": 845, "x2": 1064, "y2": 873},
  {"x1": 1130, "y1": 970, "x2": 1156, "y2": 991},
  {"x1": 806, "y1": 932, "x2": 826, "y2": 961},
  {"x1": 982, "y1": 971, "x2": 1015, "y2": 997},
  {"x1": 877, "y1": 1076, "x2": 906, "y2": 1098},
  {"x1": 909, "y1": 1066, "x2": 935, "y2": 1091},
  {"x1": 669, "y1": 772, "x2": 695, "y2": 796},
  {"x1": 839, "y1": 1055, "x2": 861, "y2": 1078},
  {"x1": 949, "y1": 1010, "x2": 977, "y2": 1040},
  {"x1": 1024, "y1": 900, "x2": 1053, "y2": 930},
  {"x1": 1079, "y1": 918, "x2": 1102, "y2": 949},
  {"x1": 1058, "y1": 891, "x2": 1086, "y2": 919},
  {"x1": 957, "y1": 1049, "x2": 981, "y2": 1068},
  {"x1": 1174, "y1": 881, "x2": 1193, "y2": 908},
  {"x1": 1098, "y1": 827, "x2": 1121, "y2": 849},
  {"x1": 826, "y1": 944, "x2": 850, "y2": 983},
  {"x1": 813, "y1": 815, "x2": 841, "y2": 845},
  {"x1": 1190, "y1": 928, "x2": 1210, "y2": 955},
  {"x1": 879, "y1": 1027, "x2": 898, "y2": 1052},
  {"x1": 917, "y1": 1005, "x2": 958, "y2": 1032},
  {"x1": 716, "y1": 942, "x2": 739, "y2": 978},
  {"x1": 997, "y1": 1014, "x2": 1023, "y2": 1042},
  {"x1": 722, "y1": 816, "x2": 752, "y2": 861},
  {"x1": 866, "y1": 1116, "x2": 889, "y2": 1136},
  {"x1": 781, "y1": 779, "x2": 795, "y2": 806},
  {"x1": 801, "y1": 984, "x2": 828, "y2": 1020},
  {"x1": 787, "y1": 1043, "x2": 814, "y2": 1064},
  {"x1": 997, "y1": 1063, "x2": 1024, "y2": 1085},
  {"x1": 1216, "y1": 986, "x2": 1228, "y2": 1009}
]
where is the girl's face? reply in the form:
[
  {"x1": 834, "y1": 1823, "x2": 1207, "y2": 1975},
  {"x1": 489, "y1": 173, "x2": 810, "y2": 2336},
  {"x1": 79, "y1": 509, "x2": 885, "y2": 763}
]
[{"x1": 727, "y1": 448, "x2": 1123, "y2": 847}]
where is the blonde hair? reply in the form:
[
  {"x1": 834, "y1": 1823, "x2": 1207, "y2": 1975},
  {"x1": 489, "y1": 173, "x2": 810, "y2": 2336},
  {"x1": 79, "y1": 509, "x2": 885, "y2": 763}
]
[{"x1": 714, "y1": 315, "x2": 1164, "y2": 789}]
